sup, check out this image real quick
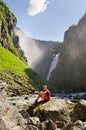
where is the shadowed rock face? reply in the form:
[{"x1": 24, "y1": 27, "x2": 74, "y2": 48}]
[{"x1": 50, "y1": 14, "x2": 86, "y2": 92}]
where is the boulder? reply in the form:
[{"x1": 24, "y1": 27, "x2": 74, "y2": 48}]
[
  {"x1": 71, "y1": 100, "x2": 86, "y2": 122},
  {"x1": 55, "y1": 121, "x2": 65, "y2": 129},
  {"x1": 73, "y1": 120, "x2": 86, "y2": 130},
  {"x1": 62, "y1": 120, "x2": 86, "y2": 130},
  {"x1": 40, "y1": 119, "x2": 56, "y2": 130},
  {"x1": 33, "y1": 98, "x2": 71, "y2": 123},
  {"x1": 0, "y1": 89, "x2": 26, "y2": 130}
]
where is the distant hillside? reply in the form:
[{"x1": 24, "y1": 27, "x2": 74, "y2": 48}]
[{"x1": 50, "y1": 14, "x2": 86, "y2": 92}]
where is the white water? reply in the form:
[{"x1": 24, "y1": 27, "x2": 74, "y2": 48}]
[
  {"x1": 53, "y1": 92, "x2": 86, "y2": 100},
  {"x1": 46, "y1": 53, "x2": 60, "y2": 81}
]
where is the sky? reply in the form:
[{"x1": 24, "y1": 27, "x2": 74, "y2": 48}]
[{"x1": 4, "y1": 0, "x2": 86, "y2": 42}]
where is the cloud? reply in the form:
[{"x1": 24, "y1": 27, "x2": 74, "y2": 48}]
[{"x1": 27, "y1": 0, "x2": 50, "y2": 16}]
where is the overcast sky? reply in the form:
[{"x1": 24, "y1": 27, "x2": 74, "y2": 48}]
[{"x1": 4, "y1": 0, "x2": 86, "y2": 41}]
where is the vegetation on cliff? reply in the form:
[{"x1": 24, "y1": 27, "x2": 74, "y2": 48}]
[
  {"x1": 0, "y1": 0, "x2": 26, "y2": 62},
  {"x1": 0, "y1": 47, "x2": 50, "y2": 95}
]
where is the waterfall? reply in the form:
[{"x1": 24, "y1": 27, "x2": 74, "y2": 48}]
[
  {"x1": 46, "y1": 53, "x2": 60, "y2": 81},
  {"x1": 14, "y1": 27, "x2": 60, "y2": 79}
]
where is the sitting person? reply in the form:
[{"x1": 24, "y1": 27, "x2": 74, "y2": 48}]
[{"x1": 35, "y1": 85, "x2": 51, "y2": 103}]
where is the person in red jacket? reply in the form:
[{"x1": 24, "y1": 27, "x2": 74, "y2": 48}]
[{"x1": 35, "y1": 85, "x2": 51, "y2": 103}]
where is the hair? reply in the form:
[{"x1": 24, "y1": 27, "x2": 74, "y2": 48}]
[{"x1": 43, "y1": 85, "x2": 47, "y2": 89}]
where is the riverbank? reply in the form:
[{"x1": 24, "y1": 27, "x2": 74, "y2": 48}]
[
  {"x1": 7, "y1": 92, "x2": 86, "y2": 111},
  {"x1": 0, "y1": 87, "x2": 86, "y2": 130}
]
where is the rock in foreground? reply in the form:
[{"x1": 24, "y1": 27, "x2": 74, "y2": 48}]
[
  {"x1": 71, "y1": 100, "x2": 86, "y2": 122},
  {"x1": 27, "y1": 98, "x2": 71, "y2": 123}
]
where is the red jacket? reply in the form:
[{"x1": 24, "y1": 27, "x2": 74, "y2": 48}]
[{"x1": 43, "y1": 89, "x2": 51, "y2": 101}]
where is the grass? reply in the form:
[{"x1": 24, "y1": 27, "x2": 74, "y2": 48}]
[
  {"x1": 0, "y1": 47, "x2": 28, "y2": 73},
  {"x1": 0, "y1": 47, "x2": 51, "y2": 96}
]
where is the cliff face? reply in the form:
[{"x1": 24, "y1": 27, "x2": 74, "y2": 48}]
[
  {"x1": 50, "y1": 14, "x2": 86, "y2": 92},
  {"x1": 0, "y1": 0, "x2": 26, "y2": 63}
]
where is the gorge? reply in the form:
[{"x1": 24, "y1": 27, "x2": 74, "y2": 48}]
[
  {"x1": 0, "y1": 0, "x2": 86, "y2": 93},
  {"x1": 14, "y1": 14, "x2": 86, "y2": 93},
  {"x1": 14, "y1": 27, "x2": 62, "y2": 79}
]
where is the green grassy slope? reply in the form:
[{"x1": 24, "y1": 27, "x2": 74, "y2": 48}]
[{"x1": 0, "y1": 47, "x2": 50, "y2": 96}]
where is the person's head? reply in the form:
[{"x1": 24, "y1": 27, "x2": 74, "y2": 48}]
[{"x1": 43, "y1": 85, "x2": 47, "y2": 91}]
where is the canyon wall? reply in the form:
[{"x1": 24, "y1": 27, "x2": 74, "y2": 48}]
[{"x1": 50, "y1": 14, "x2": 86, "y2": 92}]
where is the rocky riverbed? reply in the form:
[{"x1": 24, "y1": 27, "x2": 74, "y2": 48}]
[
  {"x1": 0, "y1": 83, "x2": 86, "y2": 130},
  {"x1": 0, "y1": 94, "x2": 86, "y2": 129}
]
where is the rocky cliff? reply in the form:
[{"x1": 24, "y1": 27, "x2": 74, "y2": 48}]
[
  {"x1": 50, "y1": 14, "x2": 86, "y2": 92},
  {"x1": 0, "y1": 0, "x2": 27, "y2": 63}
]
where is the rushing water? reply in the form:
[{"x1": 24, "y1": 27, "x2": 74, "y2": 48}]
[
  {"x1": 46, "y1": 53, "x2": 60, "y2": 81},
  {"x1": 53, "y1": 92, "x2": 86, "y2": 100}
]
